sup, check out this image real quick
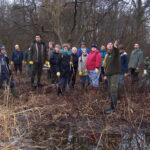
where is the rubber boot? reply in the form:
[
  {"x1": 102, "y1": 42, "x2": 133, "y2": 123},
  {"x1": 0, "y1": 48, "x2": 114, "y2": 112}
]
[
  {"x1": 11, "y1": 88, "x2": 19, "y2": 98},
  {"x1": 57, "y1": 87, "x2": 62, "y2": 97},
  {"x1": 104, "y1": 97, "x2": 118, "y2": 114}
]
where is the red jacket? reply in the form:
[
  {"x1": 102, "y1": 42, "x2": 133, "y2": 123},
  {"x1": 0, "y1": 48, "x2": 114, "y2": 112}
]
[{"x1": 86, "y1": 50, "x2": 102, "y2": 70}]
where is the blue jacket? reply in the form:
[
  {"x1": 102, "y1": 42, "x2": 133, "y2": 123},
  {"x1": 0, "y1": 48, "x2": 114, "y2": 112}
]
[
  {"x1": 120, "y1": 52, "x2": 128, "y2": 74},
  {"x1": 100, "y1": 49, "x2": 107, "y2": 59},
  {"x1": 11, "y1": 50, "x2": 24, "y2": 64},
  {"x1": 77, "y1": 48, "x2": 90, "y2": 57}
]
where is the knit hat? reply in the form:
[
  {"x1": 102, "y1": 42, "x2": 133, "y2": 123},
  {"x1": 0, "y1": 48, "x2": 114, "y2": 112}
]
[
  {"x1": 81, "y1": 42, "x2": 86, "y2": 46},
  {"x1": 107, "y1": 40, "x2": 114, "y2": 45},
  {"x1": 62, "y1": 43, "x2": 69, "y2": 49},
  {"x1": 0, "y1": 45, "x2": 5, "y2": 51},
  {"x1": 91, "y1": 44, "x2": 97, "y2": 48}
]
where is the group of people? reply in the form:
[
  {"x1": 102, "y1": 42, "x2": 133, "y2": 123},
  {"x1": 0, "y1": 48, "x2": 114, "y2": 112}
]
[{"x1": 0, "y1": 33, "x2": 149, "y2": 114}]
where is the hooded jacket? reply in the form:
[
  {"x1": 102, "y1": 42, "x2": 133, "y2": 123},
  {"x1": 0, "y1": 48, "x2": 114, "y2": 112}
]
[
  {"x1": 128, "y1": 49, "x2": 143, "y2": 69},
  {"x1": 11, "y1": 50, "x2": 23, "y2": 65}
]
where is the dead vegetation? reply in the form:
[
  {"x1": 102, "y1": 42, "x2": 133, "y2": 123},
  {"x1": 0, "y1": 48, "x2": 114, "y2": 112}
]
[{"x1": 0, "y1": 71, "x2": 150, "y2": 149}]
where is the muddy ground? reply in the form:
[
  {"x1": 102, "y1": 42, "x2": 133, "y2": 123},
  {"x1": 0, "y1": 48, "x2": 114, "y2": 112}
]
[{"x1": 0, "y1": 69, "x2": 150, "y2": 149}]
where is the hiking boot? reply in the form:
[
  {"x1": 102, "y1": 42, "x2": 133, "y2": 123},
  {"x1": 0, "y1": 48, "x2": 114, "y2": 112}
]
[
  {"x1": 104, "y1": 107, "x2": 115, "y2": 114},
  {"x1": 57, "y1": 87, "x2": 62, "y2": 97},
  {"x1": 11, "y1": 88, "x2": 19, "y2": 98}
]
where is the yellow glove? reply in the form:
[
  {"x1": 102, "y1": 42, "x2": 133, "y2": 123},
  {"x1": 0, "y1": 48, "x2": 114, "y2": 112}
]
[
  {"x1": 85, "y1": 69, "x2": 88, "y2": 73},
  {"x1": 95, "y1": 68, "x2": 99, "y2": 74},
  {"x1": 70, "y1": 61, "x2": 73, "y2": 65},
  {"x1": 29, "y1": 61, "x2": 34, "y2": 65},
  {"x1": 11, "y1": 61, "x2": 14, "y2": 65},
  {"x1": 45, "y1": 61, "x2": 49, "y2": 65},
  {"x1": 57, "y1": 72, "x2": 60, "y2": 77},
  {"x1": 79, "y1": 72, "x2": 83, "y2": 76},
  {"x1": 124, "y1": 73, "x2": 128, "y2": 77},
  {"x1": 48, "y1": 64, "x2": 50, "y2": 68}
]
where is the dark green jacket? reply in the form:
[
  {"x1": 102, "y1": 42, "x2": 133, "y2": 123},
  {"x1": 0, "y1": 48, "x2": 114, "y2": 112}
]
[{"x1": 105, "y1": 47, "x2": 120, "y2": 76}]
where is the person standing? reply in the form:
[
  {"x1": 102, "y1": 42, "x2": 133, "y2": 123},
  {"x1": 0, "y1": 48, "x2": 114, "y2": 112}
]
[
  {"x1": 0, "y1": 45, "x2": 19, "y2": 98},
  {"x1": 29, "y1": 34, "x2": 48, "y2": 87},
  {"x1": 78, "y1": 49, "x2": 88, "y2": 90},
  {"x1": 104, "y1": 40, "x2": 120, "y2": 114},
  {"x1": 86, "y1": 44, "x2": 102, "y2": 94},
  {"x1": 11, "y1": 44, "x2": 24, "y2": 75},
  {"x1": 24, "y1": 47, "x2": 31, "y2": 77},
  {"x1": 69, "y1": 47, "x2": 78, "y2": 89},
  {"x1": 47, "y1": 41, "x2": 55, "y2": 84},
  {"x1": 99, "y1": 45, "x2": 107, "y2": 82},
  {"x1": 128, "y1": 43, "x2": 143, "y2": 84},
  {"x1": 50, "y1": 44, "x2": 61, "y2": 84},
  {"x1": 56, "y1": 44, "x2": 71, "y2": 96},
  {"x1": 77, "y1": 42, "x2": 90, "y2": 57}
]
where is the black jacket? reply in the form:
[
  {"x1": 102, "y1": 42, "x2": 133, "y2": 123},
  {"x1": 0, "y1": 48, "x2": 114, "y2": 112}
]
[
  {"x1": 71, "y1": 54, "x2": 78, "y2": 71},
  {"x1": 50, "y1": 51, "x2": 60, "y2": 73},
  {"x1": 56, "y1": 53, "x2": 71, "y2": 78},
  {"x1": 29, "y1": 40, "x2": 47, "y2": 64}
]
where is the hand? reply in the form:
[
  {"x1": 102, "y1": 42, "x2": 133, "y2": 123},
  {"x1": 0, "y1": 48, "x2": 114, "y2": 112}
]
[
  {"x1": 104, "y1": 76, "x2": 107, "y2": 80},
  {"x1": 124, "y1": 73, "x2": 128, "y2": 77},
  {"x1": 79, "y1": 72, "x2": 83, "y2": 76},
  {"x1": 57, "y1": 72, "x2": 61, "y2": 77},
  {"x1": 29, "y1": 61, "x2": 34, "y2": 65},
  {"x1": 95, "y1": 68, "x2": 99, "y2": 74},
  {"x1": 114, "y1": 40, "x2": 118, "y2": 48},
  {"x1": 85, "y1": 69, "x2": 88, "y2": 73},
  {"x1": 70, "y1": 61, "x2": 73, "y2": 65},
  {"x1": 45, "y1": 61, "x2": 49, "y2": 65},
  {"x1": 10, "y1": 61, "x2": 14, "y2": 65},
  {"x1": 144, "y1": 70, "x2": 147, "y2": 75}
]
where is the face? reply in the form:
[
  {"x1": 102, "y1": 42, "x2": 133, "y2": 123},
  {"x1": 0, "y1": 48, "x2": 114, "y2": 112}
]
[
  {"x1": 107, "y1": 43, "x2": 113, "y2": 50},
  {"x1": 15, "y1": 45, "x2": 20, "y2": 50},
  {"x1": 81, "y1": 44, "x2": 86, "y2": 48},
  {"x1": 49, "y1": 43, "x2": 53, "y2": 49},
  {"x1": 91, "y1": 47, "x2": 96, "y2": 51},
  {"x1": 35, "y1": 36, "x2": 41, "y2": 42},
  {"x1": 72, "y1": 48, "x2": 77, "y2": 54},
  {"x1": 63, "y1": 46, "x2": 68, "y2": 51},
  {"x1": 134, "y1": 44, "x2": 139, "y2": 49},
  {"x1": 55, "y1": 46, "x2": 60, "y2": 52},
  {"x1": 82, "y1": 50, "x2": 87, "y2": 56},
  {"x1": 1, "y1": 49, "x2": 5, "y2": 54},
  {"x1": 119, "y1": 49, "x2": 124, "y2": 53},
  {"x1": 101, "y1": 45, "x2": 105, "y2": 50}
]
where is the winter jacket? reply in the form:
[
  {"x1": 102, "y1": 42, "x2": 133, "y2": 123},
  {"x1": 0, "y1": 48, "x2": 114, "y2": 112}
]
[
  {"x1": 120, "y1": 52, "x2": 128, "y2": 74},
  {"x1": 71, "y1": 53, "x2": 78, "y2": 71},
  {"x1": 100, "y1": 49, "x2": 107, "y2": 66},
  {"x1": 0, "y1": 54, "x2": 10, "y2": 75},
  {"x1": 78, "y1": 54, "x2": 88, "y2": 76},
  {"x1": 105, "y1": 47, "x2": 120, "y2": 76},
  {"x1": 128, "y1": 49, "x2": 143, "y2": 69},
  {"x1": 11, "y1": 50, "x2": 23, "y2": 65},
  {"x1": 86, "y1": 50, "x2": 102, "y2": 70},
  {"x1": 50, "y1": 51, "x2": 60, "y2": 73},
  {"x1": 24, "y1": 49, "x2": 29, "y2": 64},
  {"x1": 47, "y1": 48, "x2": 54, "y2": 61},
  {"x1": 77, "y1": 48, "x2": 90, "y2": 57},
  {"x1": 29, "y1": 41, "x2": 47, "y2": 64},
  {"x1": 56, "y1": 50, "x2": 71, "y2": 78}
]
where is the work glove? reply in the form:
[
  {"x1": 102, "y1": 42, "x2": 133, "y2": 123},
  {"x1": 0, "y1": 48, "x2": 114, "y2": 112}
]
[
  {"x1": 135, "y1": 68, "x2": 139, "y2": 73},
  {"x1": 79, "y1": 72, "x2": 83, "y2": 76},
  {"x1": 29, "y1": 61, "x2": 34, "y2": 65},
  {"x1": 70, "y1": 61, "x2": 73, "y2": 65},
  {"x1": 95, "y1": 68, "x2": 99, "y2": 74},
  {"x1": 10, "y1": 61, "x2": 14, "y2": 65},
  {"x1": 85, "y1": 69, "x2": 88, "y2": 73},
  {"x1": 124, "y1": 73, "x2": 128, "y2": 77},
  {"x1": 143, "y1": 70, "x2": 147, "y2": 75},
  {"x1": 57, "y1": 72, "x2": 61, "y2": 77},
  {"x1": 45, "y1": 61, "x2": 50, "y2": 68}
]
